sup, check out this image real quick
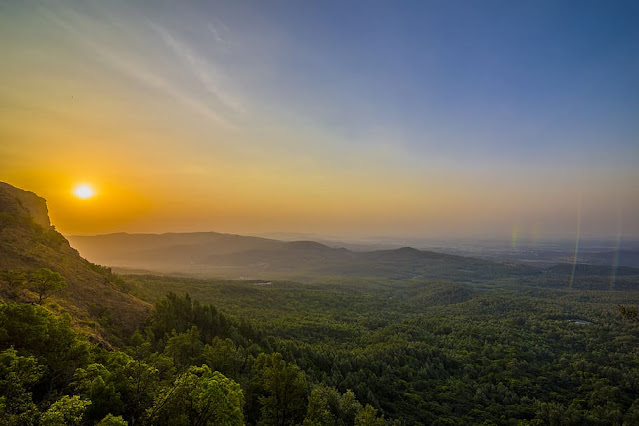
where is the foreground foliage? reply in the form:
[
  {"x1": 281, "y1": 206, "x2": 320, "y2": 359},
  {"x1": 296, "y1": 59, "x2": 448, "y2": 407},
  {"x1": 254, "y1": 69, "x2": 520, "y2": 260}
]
[
  {"x1": 2, "y1": 270, "x2": 639, "y2": 424},
  {"x1": 0, "y1": 296, "x2": 381, "y2": 425}
]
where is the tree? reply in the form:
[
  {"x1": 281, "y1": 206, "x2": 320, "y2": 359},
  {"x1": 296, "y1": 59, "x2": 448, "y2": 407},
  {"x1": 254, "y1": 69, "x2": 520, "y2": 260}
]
[
  {"x1": 618, "y1": 305, "x2": 639, "y2": 322},
  {"x1": 148, "y1": 365, "x2": 244, "y2": 425},
  {"x1": 123, "y1": 332, "x2": 161, "y2": 424},
  {"x1": 40, "y1": 395, "x2": 91, "y2": 426},
  {"x1": 97, "y1": 414, "x2": 128, "y2": 426},
  {"x1": 303, "y1": 385, "x2": 364, "y2": 426},
  {"x1": 73, "y1": 363, "x2": 124, "y2": 423},
  {"x1": 27, "y1": 268, "x2": 67, "y2": 304},
  {"x1": 0, "y1": 347, "x2": 43, "y2": 425},
  {"x1": 165, "y1": 326, "x2": 204, "y2": 371},
  {"x1": 355, "y1": 405, "x2": 385, "y2": 426},
  {"x1": 253, "y1": 352, "x2": 308, "y2": 426},
  {"x1": 303, "y1": 385, "x2": 335, "y2": 426},
  {"x1": 338, "y1": 390, "x2": 362, "y2": 425},
  {"x1": 202, "y1": 337, "x2": 245, "y2": 380},
  {"x1": 0, "y1": 302, "x2": 90, "y2": 393}
]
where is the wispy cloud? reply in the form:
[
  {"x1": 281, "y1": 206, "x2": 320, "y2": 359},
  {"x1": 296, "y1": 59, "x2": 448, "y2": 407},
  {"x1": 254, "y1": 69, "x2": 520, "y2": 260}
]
[
  {"x1": 36, "y1": 3, "x2": 237, "y2": 128},
  {"x1": 207, "y1": 18, "x2": 231, "y2": 46},
  {"x1": 149, "y1": 21, "x2": 244, "y2": 114}
]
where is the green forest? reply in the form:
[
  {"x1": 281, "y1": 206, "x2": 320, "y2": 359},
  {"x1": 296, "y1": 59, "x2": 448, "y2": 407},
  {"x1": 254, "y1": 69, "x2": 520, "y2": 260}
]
[
  {"x1": 2, "y1": 271, "x2": 639, "y2": 425},
  {"x1": 1, "y1": 182, "x2": 639, "y2": 425}
]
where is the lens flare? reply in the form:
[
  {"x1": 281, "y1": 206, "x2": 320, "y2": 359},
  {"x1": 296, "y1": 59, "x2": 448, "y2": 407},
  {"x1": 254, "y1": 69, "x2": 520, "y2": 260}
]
[
  {"x1": 511, "y1": 224, "x2": 518, "y2": 249},
  {"x1": 569, "y1": 198, "x2": 582, "y2": 290},
  {"x1": 610, "y1": 205, "x2": 624, "y2": 291}
]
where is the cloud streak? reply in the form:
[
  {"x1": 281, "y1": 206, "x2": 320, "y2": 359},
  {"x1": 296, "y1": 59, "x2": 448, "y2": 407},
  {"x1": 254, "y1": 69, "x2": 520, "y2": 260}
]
[
  {"x1": 149, "y1": 21, "x2": 244, "y2": 115},
  {"x1": 37, "y1": 3, "x2": 237, "y2": 129},
  {"x1": 207, "y1": 18, "x2": 232, "y2": 46}
]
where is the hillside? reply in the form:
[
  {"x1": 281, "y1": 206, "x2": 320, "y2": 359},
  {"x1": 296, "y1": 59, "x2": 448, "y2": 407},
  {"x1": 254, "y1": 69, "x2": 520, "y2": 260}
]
[
  {"x1": 68, "y1": 231, "x2": 284, "y2": 268},
  {"x1": 69, "y1": 232, "x2": 541, "y2": 281},
  {"x1": 2, "y1": 181, "x2": 639, "y2": 425},
  {"x1": 0, "y1": 182, "x2": 149, "y2": 340},
  {"x1": 576, "y1": 249, "x2": 639, "y2": 268}
]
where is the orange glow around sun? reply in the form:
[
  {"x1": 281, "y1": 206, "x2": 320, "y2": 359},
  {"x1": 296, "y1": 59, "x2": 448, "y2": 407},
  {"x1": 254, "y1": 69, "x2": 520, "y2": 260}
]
[{"x1": 73, "y1": 184, "x2": 95, "y2": 199}]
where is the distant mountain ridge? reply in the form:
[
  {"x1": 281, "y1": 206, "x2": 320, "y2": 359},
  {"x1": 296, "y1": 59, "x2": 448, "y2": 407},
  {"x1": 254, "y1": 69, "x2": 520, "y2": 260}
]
[
  {"x1": 68, "y1": 231, "x2": 540, "y2": 281},
  {"x1": 69, "y1": 232, "x2": 288, "y2": 266}
]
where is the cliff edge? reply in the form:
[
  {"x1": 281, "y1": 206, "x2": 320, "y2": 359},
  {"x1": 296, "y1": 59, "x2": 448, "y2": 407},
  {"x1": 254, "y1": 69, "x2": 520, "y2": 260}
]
[{"x1": 0, "y1": 182, "x2": 150, "y2": 343}]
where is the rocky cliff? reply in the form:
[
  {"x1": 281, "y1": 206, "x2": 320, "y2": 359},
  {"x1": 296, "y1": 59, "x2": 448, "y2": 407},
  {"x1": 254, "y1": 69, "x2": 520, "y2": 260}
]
[
  {"x1": 0, "y1": 182, "x2": 150, "y2": 343},
  {"x1": 0, "y1": 181, "x2": 50, "y2": 227}
]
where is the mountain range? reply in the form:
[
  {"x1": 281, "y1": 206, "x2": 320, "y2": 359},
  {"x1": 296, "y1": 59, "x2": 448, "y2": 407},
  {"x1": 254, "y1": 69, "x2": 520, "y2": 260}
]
[{"x1": 69, "y1": 231, "x2": 540, "y2": 281}]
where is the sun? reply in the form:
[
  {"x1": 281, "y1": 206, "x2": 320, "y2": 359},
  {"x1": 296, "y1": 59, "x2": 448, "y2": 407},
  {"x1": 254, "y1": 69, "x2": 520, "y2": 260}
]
[{"x1": 73, "y1": 184, "x2": 95, "y2": 199}]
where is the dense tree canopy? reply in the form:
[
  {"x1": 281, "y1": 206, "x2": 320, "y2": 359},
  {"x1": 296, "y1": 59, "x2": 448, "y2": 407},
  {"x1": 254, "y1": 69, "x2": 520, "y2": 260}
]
[{"x1": 2, "y1": 267, "x2": 639, "y2": 425}]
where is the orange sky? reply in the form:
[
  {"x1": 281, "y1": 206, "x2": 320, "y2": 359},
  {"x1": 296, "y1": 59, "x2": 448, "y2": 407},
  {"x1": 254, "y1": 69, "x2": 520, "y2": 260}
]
[{"x1": 1, "y1": 1, "x2": 637, "y2": 240}]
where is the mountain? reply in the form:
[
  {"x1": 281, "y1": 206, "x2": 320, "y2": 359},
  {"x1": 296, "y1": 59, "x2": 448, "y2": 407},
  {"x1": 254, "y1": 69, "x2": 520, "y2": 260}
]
[
  {"x1": 68, "y1": 231, "x2": 540, "y2": 281},
  {"x1": 0, "y1": 182, "x2": 149, "y2": 341},
  {"x1": 576, "y1": 250, "x2": 639, "y2": 268},
  {"x1": 68, "y1": 232, "x2": 288, "y2": 269}
]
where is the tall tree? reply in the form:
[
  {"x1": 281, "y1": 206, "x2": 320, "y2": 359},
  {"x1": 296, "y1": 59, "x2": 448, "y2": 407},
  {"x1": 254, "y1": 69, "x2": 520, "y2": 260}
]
[
  {"x1": 0, "y1": 347, "x2": 42, "y2": 425},
  {"x1": 40, "y1": 395, "x2": 91, "y2": 426},
  {"x1": 148, "y1": 365, "x2": 244, "y2": 425},
  {"x1": 27, "y1": 269, "x2": 67, "y2": 304},
  {"x1": 253, "y1": 353, "x2": 308, "y2": 426}
]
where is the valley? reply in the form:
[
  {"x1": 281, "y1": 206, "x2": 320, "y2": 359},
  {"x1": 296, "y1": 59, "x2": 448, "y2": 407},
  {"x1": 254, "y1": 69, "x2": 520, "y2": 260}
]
[{"x1": 2, "y1": 181, "x2": 639, "y2": 425}]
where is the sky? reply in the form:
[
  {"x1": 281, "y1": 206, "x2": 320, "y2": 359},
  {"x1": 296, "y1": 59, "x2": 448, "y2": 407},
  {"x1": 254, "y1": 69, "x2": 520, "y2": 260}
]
[{"x1": 1, "y1": 0, "x2": 638, "y2": 241}]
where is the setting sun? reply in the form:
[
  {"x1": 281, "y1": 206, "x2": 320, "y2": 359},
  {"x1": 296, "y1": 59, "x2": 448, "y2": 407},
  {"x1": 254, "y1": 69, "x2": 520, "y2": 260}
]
[{"x1": 73, "y1": 184, "x2": 95, "y2": 199}]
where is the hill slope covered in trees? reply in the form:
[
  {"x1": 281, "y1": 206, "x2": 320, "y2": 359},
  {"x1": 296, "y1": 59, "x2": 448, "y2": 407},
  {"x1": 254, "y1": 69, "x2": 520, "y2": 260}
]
[
  {"x1": 2, "y1": 182, "x2": 639, "y2": 425},
  {"x1": 0, "y1": 182, "x2": 149, "y2": 340}
]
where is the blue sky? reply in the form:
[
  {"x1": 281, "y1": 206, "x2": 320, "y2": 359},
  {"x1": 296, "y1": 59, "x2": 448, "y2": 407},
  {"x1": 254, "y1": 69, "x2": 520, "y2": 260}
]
[
  {"x1": 229, "y1": 0, "x2": 639, "y2": 160},
  {"x1": 1, "y1": 0, "x2": 638, "y2": 238}
]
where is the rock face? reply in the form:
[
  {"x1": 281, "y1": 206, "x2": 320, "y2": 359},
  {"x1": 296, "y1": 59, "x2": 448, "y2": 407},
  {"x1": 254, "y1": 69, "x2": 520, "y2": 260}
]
[
  {"x1": 0, "y1": 181, "x2": 150, "y2": 339},
  {"x1": 0, "y1": 182, "x2": 50, "y2": 228}
]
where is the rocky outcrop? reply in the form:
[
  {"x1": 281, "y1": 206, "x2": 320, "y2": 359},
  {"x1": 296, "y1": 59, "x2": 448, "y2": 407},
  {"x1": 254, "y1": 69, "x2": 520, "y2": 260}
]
[
  {"x1": 0, "y1": 181, "x2": 150, "y2": 340},
  {"x1": 0, "y1": 181, "x2": 50, "y2": 228}
]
